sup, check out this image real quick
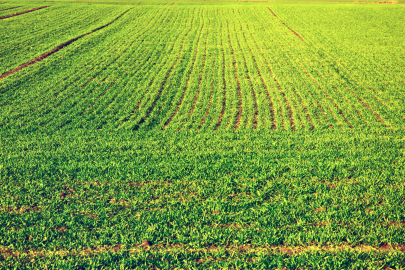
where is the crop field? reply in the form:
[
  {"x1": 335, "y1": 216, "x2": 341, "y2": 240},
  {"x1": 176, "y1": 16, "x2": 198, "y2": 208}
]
[{"x1": 1, "y1": 0, "x2": 405, "y2": 269}]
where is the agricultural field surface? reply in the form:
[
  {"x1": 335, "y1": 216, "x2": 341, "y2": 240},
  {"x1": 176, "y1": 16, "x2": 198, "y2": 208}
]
[{"x1": 1, "y1": 0, "x2": 405, "y2": 268}]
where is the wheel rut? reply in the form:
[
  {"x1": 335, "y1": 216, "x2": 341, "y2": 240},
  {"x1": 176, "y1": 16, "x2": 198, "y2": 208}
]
[
  {"x1": 267, "y1": 7, "x2": 306, "y2": 43},
  {"x1": 0, "y1": 8, "x2": 132, "y2": 81},
  {"x1": 0, "y1": 6, "x2": 48, "y2": 20}
]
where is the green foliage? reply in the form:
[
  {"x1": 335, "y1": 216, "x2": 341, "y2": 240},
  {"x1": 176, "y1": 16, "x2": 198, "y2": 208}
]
[{"x1": 1, "y1": 0, "x2": 404, "y2": 268}]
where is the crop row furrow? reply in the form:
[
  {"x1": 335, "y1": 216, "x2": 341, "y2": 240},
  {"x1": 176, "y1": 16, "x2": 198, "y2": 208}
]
[
  {"x1": 267, "y1": 10, "x2": 356, "y2": 129},
  {"x1": 225, "y1": 16, "x2": 243, "y2": 131},
  {"x1": 115, "y1": 8, "x2": 184, "y2": 129},
  {"x1": 283, "y1": 10, "x2": 404, "y2": 127},
  {"x1": 213, "y1": 14, "x2": 227, "y2": 131},
  {"x1": 268, "y1": 20, "x2": 339, "y2": 129},
  {"x1": 34, "y1": 8, "x2": 165, "y2": 130},
  {"x1": 61, "y1": 7, "x2": 175, "y2": 130},
  {"x1": 129, "y1": 8, "x2": 196, "y2": 131},
  {"x1": 15, "y1": 7, "x2": 138, "y2": 114},
  {"x1": 103, "y1": 8, "x2": 186, "y2": 129},
  {"x1": 162, "y1": 9, "x2": 206, "y2": 130},
  {"x1": 258, "y1": 7, "x2": 336, "y2": 129},
  {"x1": 231, "y1": 9, "x2": 259, "y2": 130},
  {"x1": 253, "y1": 8, "x2": 315, "y2": 131},
  {"x1": 152, "y1": 8, "x2": 205, "y2": 131},
  {"x1": 183, "y1": 9, "x2": 211, "y2": 131},
  {"x1": 78, "y1": 9, "x2": 169, "y2": 118},
  {"x1": 0, "y1": 8, "x2": 131, "y2": 82},
  {"x1": 0, "y1": 5, "x2": 48, "y2": 20},
  {"x1": 249, "y1": 9, "x2": 320, "y2": 129}
]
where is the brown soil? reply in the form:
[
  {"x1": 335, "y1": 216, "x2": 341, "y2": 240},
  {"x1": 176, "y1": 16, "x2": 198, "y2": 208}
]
[
  {"x1": 140, "y1": 240, "x2": 151, "y2": 249},
  {"x1": 56, "y1": 227, "x2": 69, "y2": 233},
  {"x1": 387, "y1": 222, "x2": 405, "y2": 226},
  {"x1": 2, "y1": 243, "x2": 404, "y2": 259},
  {"x1": 0, "y1": 6, "x2": 48, "y2": 20},
  {"x1": 312, "y1": 207, "x2": 325, "y2": 213},
  {"x1": 0, "y1": 205, "x2": 40, "y2": 214}
]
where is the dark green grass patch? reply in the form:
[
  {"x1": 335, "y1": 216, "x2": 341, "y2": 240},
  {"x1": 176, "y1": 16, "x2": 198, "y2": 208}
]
[{"x1": 1, "y1": 129, "x2": 404, "y2": 267}]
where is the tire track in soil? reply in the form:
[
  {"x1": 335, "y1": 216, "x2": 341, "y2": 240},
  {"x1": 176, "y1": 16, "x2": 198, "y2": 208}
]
[
  {"x1": 2, "y1": 243, "x2": 404, "y2": 258},
  {"x1": 316, "y1": 51, "x2": 393, "y2": 110},
  {"x1": 232, "y1": 10, "x2": 259, "y2": 129},
  {"x1": 287, "y1": 13, "x2": 396, "y2": 114},
  {"x1": 131, "y1": 8, "x2": 196, "y2": 131},
  {"x1": 225, "y1": 16, "x2": 243, "y2": 130},
  {"x1": 213, "y1": 18, "x2": 227, "y2": 131},
  {"x1": 343, "y1": 82, "x2": 392, "y2": 128},
  {"x1": 293, "y1": 11, "x2": 400, "y2": 110},
  {"x1": 267, "y1": 7, "x2": 306, "y2": 43},
  {"x1": 309, "y1": 50, "x2": 388, "y2": 128},
  {"x1": 0, "y1": 5, "x2": 48, "y2": 20},
  {"x1": 284, "y1": 53, "x2": 333, "y2": 129},
  {"x1": 77, "y1": 7, "x2": 176, "y2": 130},
  {"x1": 294, "y1": 55, "x2": 352, "y2": 129},
  {"x1": 301, "y1": 50, "x2": 370, "y2": 128},
  {"x1": 309, "y1": 69, "x2": 354, "y2": 128},
  {"x1": 246, "y1": 14, "x2": 296, "y2": 131},
  {"x1": 183, "y1": 11, "x2": 210, "y2": 131},
  {"x1": 251, "y1": 7, "x2": 319, "y2": 129},
  {"x1": 261, "y1": 8, "x2": 331, "y2": 129},
  {"x1": 269, "y1": 18, "x2": 349, "y2": 129},
  {"x1": 0, "y1": 6, "x2": 19, "y2": 12},
  {"x1": 163, "y1": 9, "x2": 205, "y2": 130},
  {"x1": 21, "y1": 7, "x2": 166, "y2": 126},
  {"x1": 36, "y1": 10, "x2": 138, "y2": 128},
  {"x1": 287, "y1": 15, "x2": 398, "y2": 124},
  {"x1": 0, "y1": 8, "x2": 131, "y2": 81}
]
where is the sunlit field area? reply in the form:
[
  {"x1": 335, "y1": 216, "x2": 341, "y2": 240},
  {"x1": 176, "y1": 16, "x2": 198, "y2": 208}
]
[{"x1": 1, "y1": 0, "x2": 405, "y2": 268}]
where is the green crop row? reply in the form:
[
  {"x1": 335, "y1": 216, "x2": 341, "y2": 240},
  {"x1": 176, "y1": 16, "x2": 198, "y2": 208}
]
[{"x1": 3, "y1": 4, "x2": 404, "y2": 133}]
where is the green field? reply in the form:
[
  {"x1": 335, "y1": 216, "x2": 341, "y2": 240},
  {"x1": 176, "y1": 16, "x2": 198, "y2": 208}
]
[{"x1": 1, "y1": 0, "x2": 405, "y2": 269}]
